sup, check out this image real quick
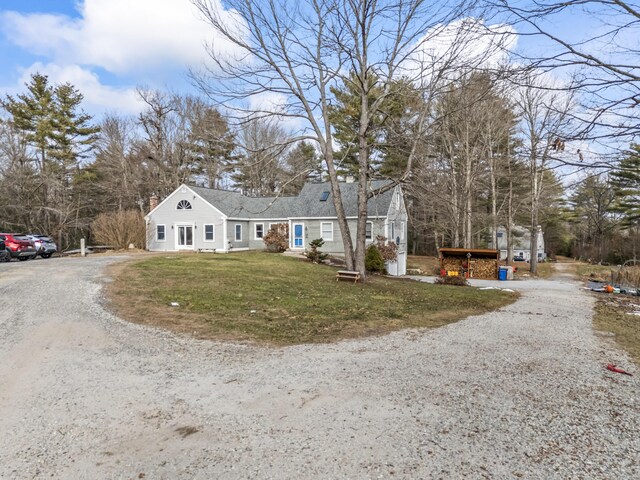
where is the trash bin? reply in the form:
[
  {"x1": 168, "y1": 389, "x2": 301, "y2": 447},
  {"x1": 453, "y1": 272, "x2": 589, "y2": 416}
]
[
  {"x1": 498, "y1": 267, "x2": 508, "y2": 281},
  {"x1": 505, "y1": 266, "x2": 514, "y2": 280}
]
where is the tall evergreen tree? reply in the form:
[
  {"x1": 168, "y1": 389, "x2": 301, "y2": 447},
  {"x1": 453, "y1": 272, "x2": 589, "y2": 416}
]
[
  {"x1": 611, "y1": 144, "x2": 640, "y2": 228},
  {"x1": 2, "y1": 73, "x2": 99, "y2": 247},
  {"x1": 280, "y1": 141, "x2": 322, "y2": 195},
  {"x1": 329, "y1": 72, "x2": 384, "y2": 177}
]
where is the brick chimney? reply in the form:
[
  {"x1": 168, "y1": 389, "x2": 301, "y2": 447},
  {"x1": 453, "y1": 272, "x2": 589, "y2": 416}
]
[{"x1": 149, "y1": 194, "x2": 159, "y2": 212}]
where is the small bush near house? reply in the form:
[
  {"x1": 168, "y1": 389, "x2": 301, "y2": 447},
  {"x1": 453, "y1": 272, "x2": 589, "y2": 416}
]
[
  {"x1": 366, "y1": 244, "x2": 386, "y2": 273},
  {"x1": 305, "y1": 238, "x2": 329, "y2": 264},
  {"x1": 91, "y1": 210, "x2": 145, "y2": 249},
  {"x1": 263, "y1": 223, "x2": 289, "y2": 252},
  {"x1": 375, "y1": 235, "x2": 398, "y2": 262},
  {"x1": 435, "y1": 275, "x2": 469, "y2": 287}
]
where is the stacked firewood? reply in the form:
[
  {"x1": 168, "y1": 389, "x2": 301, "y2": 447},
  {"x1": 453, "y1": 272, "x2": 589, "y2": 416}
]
[
  {"x1": 441, "y1": 257, "x2": 498, "y2": 279},
  {"x1": 468, "y1": 259, "x2": 498, "y2": 279},
  {"x1": 442, "y1": 258, "x2": 464, "y2": 272}
]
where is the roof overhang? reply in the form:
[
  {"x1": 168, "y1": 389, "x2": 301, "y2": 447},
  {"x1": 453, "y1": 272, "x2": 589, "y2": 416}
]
[{"x1": 438, "y1": 248, "x2": 499, "y2": 259}]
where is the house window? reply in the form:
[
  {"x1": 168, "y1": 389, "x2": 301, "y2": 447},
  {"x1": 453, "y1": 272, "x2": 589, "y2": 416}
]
[
  {"x1": 365, "y1": 222, "x2": 373, "y2": 240},
  {"x1": 390, "y1": 221, "x2": 395, "y2": 240},
  {"x1": 320, "y1": 191, "x2": 330, "y2": 202},
  {"x1": 204, "y1": 224, "x2": 214, "y2": 241},
  {"x1": 496, "y1": 232, "x2": 503, "y2": 238},
  {"x1": 255, "y1": 223, "x2": 264, "y2": 240},
  {"x1": 235, "y1": 224, "x2": 242, "y2": 241},
  {"x1": 321, "y1": 222, "x2": 333, "y2": 241},
  {"x1": 177, "y1": 200, "x2": 192, "y2": 210},
  {"x1": 156, "y1": 224, "x2": 166, "y2": 241},
  {"x1": 400, "y1": 221, "x2": 405, "y2": 240}
]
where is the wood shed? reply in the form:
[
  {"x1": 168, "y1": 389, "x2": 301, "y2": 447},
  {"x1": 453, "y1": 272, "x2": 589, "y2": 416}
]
[{"x1": 438, "y1": 248, "x2": 500, "y2": 280}]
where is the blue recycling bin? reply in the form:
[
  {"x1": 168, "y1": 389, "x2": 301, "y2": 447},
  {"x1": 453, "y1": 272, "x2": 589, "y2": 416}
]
[{"x1": 498, "y1": 267, "x2": 508, "y2": 281}]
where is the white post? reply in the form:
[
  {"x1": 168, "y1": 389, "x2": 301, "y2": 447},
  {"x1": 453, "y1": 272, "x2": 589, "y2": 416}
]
[{"x1": 80, "y1": 238, "x2": 86, "y2": 257}]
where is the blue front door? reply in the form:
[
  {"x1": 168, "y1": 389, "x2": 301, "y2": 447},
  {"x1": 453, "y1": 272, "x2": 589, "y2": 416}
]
[{"x1": 293, "y1": 223, "x2": 304, "y2": 248}]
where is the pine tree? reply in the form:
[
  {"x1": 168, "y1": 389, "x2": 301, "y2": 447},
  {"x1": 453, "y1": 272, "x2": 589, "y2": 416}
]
[
  {"x1": 2, "y1": 73, "x2": 55, "y2": 176},
  {"x1": 329, "y1": 72, "x2": 384, "y2": 177},
  {"x1": 281, "y1": 141, "x2": 322, "y2": 195},
  {"x1": 2, "y1": 73, "x2": 99, "y2": 246},
  {"x1": 611, "y1": 144, "x2": 640, "y2": 228}
]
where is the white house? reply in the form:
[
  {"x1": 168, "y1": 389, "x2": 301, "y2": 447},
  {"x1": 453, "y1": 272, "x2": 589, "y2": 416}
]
[
  {"x1": 489, "y1": 225, "x2": 546, "y2": 261},
  {"x1": 145, "y1": 180, "x2": 409, "y2": 275}
]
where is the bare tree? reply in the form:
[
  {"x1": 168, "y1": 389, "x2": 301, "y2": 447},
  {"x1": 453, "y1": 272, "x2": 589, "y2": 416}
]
[
  {"x1": 233, "y1": 117, "x2": 289, "y2": 196},
  {"x1": 191, "y1": 0, "x2": 504, "y2": 277},
  {"x1": 490, "y1": 0, "x2": 640, "y2": 149},
  {"x1": 515, "y1": 73, "x2": 575, "y2": 273},
  {"x1": 90, "y1": 115, "x2": 143, "y2": 211}
]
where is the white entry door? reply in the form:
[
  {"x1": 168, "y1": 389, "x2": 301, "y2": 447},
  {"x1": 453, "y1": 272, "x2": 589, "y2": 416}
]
[{"x1": 176, "y1": 225, "x2": 194, "y2": 250}]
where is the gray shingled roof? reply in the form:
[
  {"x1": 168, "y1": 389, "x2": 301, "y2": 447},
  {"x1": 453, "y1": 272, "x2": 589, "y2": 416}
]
[
  {"x1": 293, "y1": 180, "x2": 394, "y2": 218},
  {"x1": 189, "y1": 180, "x2": 394, "y2": 219},
  {"x1": 189, "y1": 186, "x2": 297, "y2": 218}
]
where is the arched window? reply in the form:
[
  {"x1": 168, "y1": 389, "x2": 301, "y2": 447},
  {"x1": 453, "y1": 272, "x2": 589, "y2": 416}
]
[{"x1": 177, "y1": 200, "x2": 192, "y2": 210}]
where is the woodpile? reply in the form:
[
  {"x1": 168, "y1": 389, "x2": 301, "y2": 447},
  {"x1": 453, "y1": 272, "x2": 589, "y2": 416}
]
[
  {"x1": 442, "y1": 257, "x2": 464, "y2": 272},
  {"x1": 468, "y1": 259, "x2": 498, "y2": 279},
  {"x1": 441, "y1": 257, "x2": 498, "y2": 279}
]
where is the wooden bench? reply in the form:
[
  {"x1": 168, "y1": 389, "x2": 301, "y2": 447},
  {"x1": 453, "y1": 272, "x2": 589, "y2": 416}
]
[{"x1": 336, "y1": 270, "x2": 361, "y2": 283}]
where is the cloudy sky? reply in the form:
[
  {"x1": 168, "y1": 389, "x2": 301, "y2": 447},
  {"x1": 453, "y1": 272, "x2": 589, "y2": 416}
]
[
  {"x1": 0, "y1": 0, "x2": 230, "y2": 116},
  {"x1": 0, "y1": 0, "x2": 596, "y2": 122}
]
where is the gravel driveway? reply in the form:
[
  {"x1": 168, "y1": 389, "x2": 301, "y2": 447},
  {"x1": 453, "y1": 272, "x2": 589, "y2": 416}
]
[{"x1": 0, "y1": 256, "x2": 638, "y2": 479}]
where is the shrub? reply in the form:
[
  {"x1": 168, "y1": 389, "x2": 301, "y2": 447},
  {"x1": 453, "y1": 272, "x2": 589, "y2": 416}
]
[
  {"x1": 434, "y1": 275, "x2": 468, "y2": 287},
  {"x1": 92, "y1": 210, "x2": 146, "y2": 250},
  {"x1": 263, "y1": 223, "x2": 289, "y2": 252},
  {"x1": 305, "y1": 238, "x2": 329, "y2": 264},
  {"x1": 375, "y1": 235, "x2": 398, "y2": 262},
  {"x1": 365, "y1": 244, "x2": 386, "y2": 273}
]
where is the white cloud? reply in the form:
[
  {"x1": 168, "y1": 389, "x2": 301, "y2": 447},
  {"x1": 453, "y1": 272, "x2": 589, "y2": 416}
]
[
  {"x1": 401, "y1": 18, "x2": 518, "y2": 84},
  {"x1": 1, "y1": 0, "x2": 240, "y2": 75},
  {"x1": 246, "y1": 92, "x2": 304, "y2": 130},
  {"x1": 15, "y1": 63, "x2": 143, "y2": 117}
]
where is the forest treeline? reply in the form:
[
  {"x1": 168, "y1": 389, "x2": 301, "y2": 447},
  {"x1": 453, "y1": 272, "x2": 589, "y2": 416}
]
[{"x1": 0, "y1": 70, "x2": 637, "y2": 264}]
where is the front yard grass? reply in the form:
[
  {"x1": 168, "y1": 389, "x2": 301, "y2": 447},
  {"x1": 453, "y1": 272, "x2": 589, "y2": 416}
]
[
  {"x1": 575, "y1": 263, "x2": 614, "y2": 282},
  {"x1": 107, "y1": 252, "x2": 517, "y2": 346},
  {"x1": 594, "y1": 297, "x2": 640, "y2": 366},
  {"x1": 571, "y1": 261, "x2": 640, "y2": 366}
]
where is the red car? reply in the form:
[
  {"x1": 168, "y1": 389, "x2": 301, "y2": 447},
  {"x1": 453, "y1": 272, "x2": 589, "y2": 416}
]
[{"x1": 0, "y1": 233, "x2": 37, "y2": 261}]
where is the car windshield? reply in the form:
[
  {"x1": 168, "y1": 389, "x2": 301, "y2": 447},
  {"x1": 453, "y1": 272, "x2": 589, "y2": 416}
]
[{"x1": 13, "y1": 235, "x2": 31, "y2": 241}]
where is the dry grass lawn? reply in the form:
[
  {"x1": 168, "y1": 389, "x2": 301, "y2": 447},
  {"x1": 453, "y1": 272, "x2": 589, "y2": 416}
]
[
  {"x1": 407, "y1": 255, "x2": 440, "y2": 275},
  {"x1": 594, "y1": 297, "x2": 640, "y2": 365},
  {"x1": 563, "y1": 260, "x2": 640, "y2": 366},
  {"x1": 107, "y1": 251, "x2": 517, "y2": 346}
]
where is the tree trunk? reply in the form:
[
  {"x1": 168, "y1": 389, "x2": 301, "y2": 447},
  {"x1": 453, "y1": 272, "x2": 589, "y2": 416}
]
[
  {"x1": 506, "y1": 171, "x2": 514, "y2": 265},
  {"x1": 530, "y1": 182, "x2": 539, "y2": 274}
]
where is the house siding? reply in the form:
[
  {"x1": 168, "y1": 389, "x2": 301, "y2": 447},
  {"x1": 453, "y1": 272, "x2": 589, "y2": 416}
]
[
  {"x1": 292, "y1": 218, "x2": 386, "y2": 252},
  {"x1": 227, "y1": 220, "x2": 250, "y2": 250},
  {"x1": 145, "y1": 182, "x2": 408, "y2": 276},
  {"x1": 385, "y1": 186, "x2": 408, "y2": 275},
  {"x1": 146, "y1": 187, "x2": 226, "y2": 252},
  {"x1": 490, "y1": 226, "x2": 546, "y2": 261},
  {"x1": 246, "y1": 219, "x2": 288, "y2": 250}
]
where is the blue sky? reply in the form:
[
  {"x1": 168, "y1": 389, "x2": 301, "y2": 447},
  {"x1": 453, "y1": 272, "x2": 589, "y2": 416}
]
[
  {"x1": 0, "y1": 0, "x2": 232, "y2": 117},
  {"x1": 0, "y1": 0, "x2": 606, "y2": 123}
]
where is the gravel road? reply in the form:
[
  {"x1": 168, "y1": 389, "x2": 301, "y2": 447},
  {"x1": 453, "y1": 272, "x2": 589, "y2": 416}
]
[{"x1": 0, "y1": 256, "x2": 638, "y2": 479}]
